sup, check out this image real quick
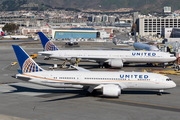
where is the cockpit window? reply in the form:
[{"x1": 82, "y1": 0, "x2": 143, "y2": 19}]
[{"x1": 166, "y1": 78, "x2": 172, "y2": 81}]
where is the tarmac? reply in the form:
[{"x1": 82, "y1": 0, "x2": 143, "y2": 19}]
[{"x1": 0, "y1": 40, "x2": 180, "y2": 120}]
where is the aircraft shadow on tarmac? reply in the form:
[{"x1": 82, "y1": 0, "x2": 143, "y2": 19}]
[
  {"x1": 6, "y1": 85, "x2": 89, "y2": 101},
  {"x1": 4, "y1": 85, "x2": 171, "y2": 102},
  {"x1": 121, "y1": 90, "x2": 170, "y2": 95},
  {"x1": 7, "y1": 85, "x2": 85, "y2": 94}
]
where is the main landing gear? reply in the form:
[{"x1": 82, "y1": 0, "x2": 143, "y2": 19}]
[
  {"x1": 98, "y1": 62, "x2": 110, "y2": 68},
  {"x1": 61, "y1": 59, "x2": 68, "y2": 68},
  {"x1": 61, "y1": 58, "x2": 80, "y2": 68}
]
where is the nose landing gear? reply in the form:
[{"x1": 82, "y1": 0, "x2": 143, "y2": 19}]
[{"x1": 157, "y1": 90, "x2": 164, "y2": 96}]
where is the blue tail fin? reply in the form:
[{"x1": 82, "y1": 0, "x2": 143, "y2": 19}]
[
  {"x1": 38, "y1": 32, "x2": 59, "y2": 51},
  {"x1": 12, "y1": 45, "x2": 44, "y2": 73}
]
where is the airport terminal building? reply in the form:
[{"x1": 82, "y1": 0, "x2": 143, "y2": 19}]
[
  {"x1": 52, "y1": 29, "x2": 98, "y2": 39},
  {"x1": 138, "y1": 16, "x2": 180, "y2": 36},
  {"x1": 52, "y1": 28, "x2": 101, "y2": 39}
]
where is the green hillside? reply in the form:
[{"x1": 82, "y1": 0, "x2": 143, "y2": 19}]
[{"x1": 0, "y1": 0, "x2": 180, "y2": 13}]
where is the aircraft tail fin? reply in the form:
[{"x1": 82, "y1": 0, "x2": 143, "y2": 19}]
[
  {"x1": 38, "y1": 32, "x2": 59, "y2": 51},
  {"x1": 12, "y1": 45, "x2": 44, "y2": 73}
]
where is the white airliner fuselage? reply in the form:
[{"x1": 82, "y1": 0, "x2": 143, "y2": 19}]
[
  {"x1": 39, "y1": 50, "x2": 176, "y2": 67},
  {"x1": 38, "y1": 32, "x2": 176, "y2": 67},
  {"x1": 16, "y1": 70, "x2": 176, "y2": 97}
]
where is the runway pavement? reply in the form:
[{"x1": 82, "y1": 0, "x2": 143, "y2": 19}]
[{"x1": 0, "y1": 42, "x2": 180, "y2": 120}]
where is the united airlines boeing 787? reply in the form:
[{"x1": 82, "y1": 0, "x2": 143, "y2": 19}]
[
  {"x1": 12, "y1": 45, "x2": 176, "y2": 97},
  {"x1": 38, "y1": 32, "x2": 176, "y2": 68}
]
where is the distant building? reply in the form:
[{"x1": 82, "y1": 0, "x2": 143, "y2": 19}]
[
  {"x1": 88, "y1": 16, "x2": 93, "y2": 22},
  {"x1": 164, "y1": 6, "x2": 171, "y2": 13},
  {"x1": 52, "y1": 28, "x2": 99, "y2": 39},
  {"x1": 96, "y1": 27, "x2": 114, "y2": 34},
  {"x1": 108, "y1": 16, "x2": 116, "y2": 23},
  {"x1": 162, "y1": 28, "x2": 180, "y2": 38},
  {"x1": 161, "y1": 28, "x2": 172, "y2": 38},
  {"x1": 164, "y1": 38, "x2": 180, "y2": 43},
  {"x1": 133, "y1": 12, "x2": 139, "y2": 23},
  {"x1": 22, "y1": 28, "x2": 52, "y2": 35},
  {"x1": 94, "y1": 16, "x2": 101, "y2": 23},
  {"x1": 115, "y1": 23, "x2": 131, "y2": 28},
  {"x1": 102, "y1": 15, "x2": 108, "y2": 22},
  {"x1": 171, "y1": 28, "x2": 180, "y2": 38},
  {"x1": 138, "y1": 17, "x2": 180, "y2": 36}
]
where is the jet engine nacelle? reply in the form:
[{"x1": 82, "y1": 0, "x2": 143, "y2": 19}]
[
  {"x1": 102, "y1": 85, "x2": 121, "y2": 97},
  {"x1": 108, "y1": 59, "x2": 123, "y2": 67}
]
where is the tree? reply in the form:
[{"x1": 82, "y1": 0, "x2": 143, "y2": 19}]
[
  {"x1": 131, "y1": 23, "x2": 137, "y2": 34},
  {"x1": 2, "y1": 23, "x2": 19, "y2": 33}
]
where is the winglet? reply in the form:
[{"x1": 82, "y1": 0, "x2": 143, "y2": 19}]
[
  {"x1": 12, "y1": 45, "x2": 44, "y2": 73},
  {"x1": 38, "y1": 32, "x2": 59, "y2": 51}
]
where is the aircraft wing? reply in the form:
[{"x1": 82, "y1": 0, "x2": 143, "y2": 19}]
[
  {"x1": 92, "y1": 46, "x2": 133, "y2": 51},
  {"x1": 71, "y1": 66, "x2": 90, "y2": 72},
  {"x1": 62, "y1": 41, "x2": 78, "y2": 43},
  {"x1": 109, "y1": 47, "x2": 133, "y2": 51},
  {"x1": 38, "y1": 51, "x2": 52, "y2": 56},
  {"x1": 79, "y1": 57, "x2": 108, "y2": 63}
]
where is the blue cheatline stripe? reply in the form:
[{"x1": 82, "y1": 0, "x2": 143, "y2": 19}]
[{"x1": 12, "y1": 45, "x2": 44, "y2": 73}]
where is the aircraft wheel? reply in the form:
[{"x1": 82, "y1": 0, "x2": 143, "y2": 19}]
[
  {"x1": 98, "y1": 65, "x2": 102, "y2": 68},
  {"x1": 176, "y1": 66, "x2": 179, "y2": 69},
  {"x1": 157, "y1": 90, "x2": 163, "y2": 96},
  {"x1": 157, "y1": 92, "x2": 162, "y2": 96}
]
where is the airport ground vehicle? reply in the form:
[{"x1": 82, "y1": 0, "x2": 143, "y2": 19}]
[{"x1": 30, "y1": 54, "x2": 37, "y2": 59}]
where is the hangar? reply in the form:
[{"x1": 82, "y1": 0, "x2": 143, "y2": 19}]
[{"x1": 52, "y1": 28, "x2": 99, "y2": 39}]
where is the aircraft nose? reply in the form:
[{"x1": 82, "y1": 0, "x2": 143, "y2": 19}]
[
  {"x1": 172, "y1": 82, "x2": 176, "y2": 88},
  {"x1": 169, "y1": 81, "x2": 176, "y2": 88},
  {"x1": 165, "y1": 81, "x2": 176, "y2": 89}
]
